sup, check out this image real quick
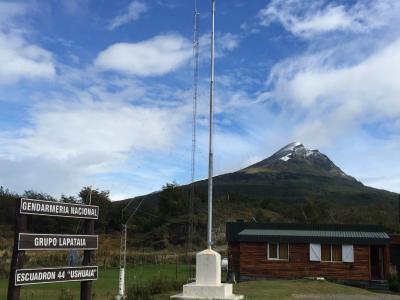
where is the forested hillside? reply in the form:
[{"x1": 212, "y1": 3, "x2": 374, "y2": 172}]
[{"x1": 1, "y1": 143, "x2": 399, "y2": 250}]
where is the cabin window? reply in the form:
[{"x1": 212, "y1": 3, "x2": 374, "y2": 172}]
[
  {"x1": 268, "y1": 243, "x2": 289, "y2": 260},
  {"x1": 310, "y1": 244, "x2": 353, "y2": 263},
  {"x1": 321, "y1": 244, "x2": 342, "y2": 262}
]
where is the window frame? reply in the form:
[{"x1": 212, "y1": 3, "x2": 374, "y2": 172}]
[
  {"x1": 321, "y1": 244, "x2": 343, "y2": 263},
  {"x1": 267, "y1": 243, "x2": 289, "y2": 261}
]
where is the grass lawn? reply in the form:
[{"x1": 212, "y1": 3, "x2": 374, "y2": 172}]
[
  {"x1": 2, "y1": 266, "x2": 400, "y2": 300},
  {"x1": 233, "y1": 279, "x2": 400, "y2": 300},
  {"x1": 156, "y1": 279, "x2": 400, "y2": 300},
  {"x1": 0, "y1": 264, "x2": 189, "y2": 300}
]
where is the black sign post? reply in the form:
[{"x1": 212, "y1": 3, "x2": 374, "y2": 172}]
[
  {"x1": 8, "y1": 200, "x2": 26, "y2": 300},
  {"x1": 81, "y1": 218, "x2": 95, "y2": 300},
  {"x1": 7, "y1": 198, "x2": 99, "y2": 300}
]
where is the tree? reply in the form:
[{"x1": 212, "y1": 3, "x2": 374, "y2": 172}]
[
  {"x1": 158, "y1": 182, "x2": 188, "y2": 217},
  {"x1": 79, "y1": 187, "x2": 112, "y2": 233},
  {"x1": 0, "y1": 187, "x2": 19, "y2": 228}
]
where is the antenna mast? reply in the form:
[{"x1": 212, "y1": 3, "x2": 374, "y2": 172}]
[
  {"x1": 188, "y1": 0, "x2": 200, "y2": 278},
  {"x1": 207, "y1": 0, "x2": 215, "y2": 249},
  {"x1": 116, "y1": 196, "x2": 146, "y2": 299}
]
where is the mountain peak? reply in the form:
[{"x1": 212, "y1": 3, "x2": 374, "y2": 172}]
[
  {"x1": 243, "y1": 142, "x2": 352, "y2": 179},
  {"x1": 276, "y1": 141, "x2": 303, "y2": 153},
  {"x1": 272, "y1": 142, "x2": 317, "y2": 162}
]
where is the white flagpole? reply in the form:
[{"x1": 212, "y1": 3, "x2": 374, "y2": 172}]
[{"x1": 207, "y1": 0, "x2": 215, "y2": 249}]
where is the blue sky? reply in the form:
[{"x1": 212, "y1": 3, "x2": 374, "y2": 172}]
[{"x1": 0, "y1": 0, "x2": 399, "y2": 199}]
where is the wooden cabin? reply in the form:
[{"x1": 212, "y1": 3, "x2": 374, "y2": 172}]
[{"x1": 226, "y1": 222, "x2": 390, "y2": 286}]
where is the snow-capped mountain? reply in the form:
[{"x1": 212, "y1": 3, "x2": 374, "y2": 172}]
[
  {"x1": 186, "y1": 141, "x2": 382, "y2": 203},
  {"x1": 243, "y1": 142, "x2": 353, "y2": 179},
  {"x1": 128, "y1": 142, "x2": 396, "y2": 210},
  {"x1": 122, "y1": 141, "x2": 398, "y2": 243}
]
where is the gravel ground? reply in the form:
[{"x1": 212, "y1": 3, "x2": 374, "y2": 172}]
[{"x1": 293, "y1": 294, "x2": 400, "y2": 300}]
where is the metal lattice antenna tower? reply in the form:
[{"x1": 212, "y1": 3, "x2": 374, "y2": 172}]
[{"x1": 187, "y1": 0, "x2": 200, "y2": 280}]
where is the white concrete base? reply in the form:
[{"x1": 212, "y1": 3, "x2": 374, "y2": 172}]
[
  {"x1": 171, "y1": 290, "x2": 243, "y2": 300},
  {"x1": 171, "y1": 249, "x2": 243, "y2": 300}
]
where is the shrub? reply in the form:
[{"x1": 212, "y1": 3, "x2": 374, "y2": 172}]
[
  {"x1": 58, "y1": 289, "x2": 74, "y2": 300},
  {"x1": 0, "y1": 260, "x2": 9, "y2": 279},
  {"x1": 126, "y1": 281, "x2": 151, "y2": 300},
  {"x1": 389, "y1": 274, "x2": 400, "y2": 292},
  {"x1": 126, "y1": 276, "x2": 184, "y2": 300}
]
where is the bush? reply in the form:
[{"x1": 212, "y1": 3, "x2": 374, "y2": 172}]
[
  {"x1": 389, "y1": 274, "x2": 400, "y2": 292},
  {"x1": 126, "y1": 276, "x2": 184, "y2": 300},
  {"x1": 126, "y1": 282, "x2": 151, "y2": 300},
  {"x1": 0, "y1": 256, "x2": 9, "y2": 279},
  {"x1": 58, "y1": 289, "x2": 74, "y2": 300}
]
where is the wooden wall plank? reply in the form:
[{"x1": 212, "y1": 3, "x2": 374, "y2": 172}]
[
  {"x1": 228, "y1": 243, "x2": 240, "y2": 273},
  {"x1": 384, "y1": 245, "x2": 390, "y2": 279},
  {"x1": 230, "y1": 242, "x2": 371, "y2": 281}
]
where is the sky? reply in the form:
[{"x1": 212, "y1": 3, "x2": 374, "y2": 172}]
[{"x1": 0, "y1": 0, "x2": 399, "y2": 200}]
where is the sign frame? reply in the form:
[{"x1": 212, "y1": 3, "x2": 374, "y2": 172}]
[
  {"x1": 18, "y1": 233, "x2": 98, "y2": 251},
  {"x1": 7, "y1": 198, "x2": 99, "y2": 300},
  {"x1": 19, "y1": 198, "x2": 99, "y2": 219},
  {"x1": 14, "y1": 266, "x2": 98, "y2": 286}
]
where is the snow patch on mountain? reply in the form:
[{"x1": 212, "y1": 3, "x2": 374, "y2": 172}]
[
  {"x1": 280, "y1": 154, "x2": 291, "y2": 161},
  {"x1": 274, "y1": 142, "x2": 320, "y2": 163}
]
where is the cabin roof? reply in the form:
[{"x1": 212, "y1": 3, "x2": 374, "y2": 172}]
[{"x1": 226, "y1": 222, "x2": 390, "y2": 245}]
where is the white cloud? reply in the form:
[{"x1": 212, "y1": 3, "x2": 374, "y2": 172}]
[
  {"x1": 218, "y1": 33, "x2": 240, "y2": 51},
  {"x1": 107, "y1": 1, "x2": 148, "y2": 30},
  {"x1": 95, "y1": 34, "x2": 192, "y2": 76},
  {"x1": 2, "y1": 100, "x2": 183, "y2": 160},
  {"x1": 250, "y1": 29, "x2": 400, "y2": 148},
  {"x1": 264, "y1": 38, "x2": 400, "y2": 146},
  {"x1": 258, "y1": 0, "x2": 400, "y2": 38},
  {"x1": 0, "y1": 34, "x2": 55, "y2": 84},
  {"x1": 0, "y1": 2, "x2": 55, "y2": 84},
  {"x1": 199, "y1": 32, "x2": 241, "y2": 60},
  {"x1": 0, "y1": 91, "x2": 187, "y2": 198}
]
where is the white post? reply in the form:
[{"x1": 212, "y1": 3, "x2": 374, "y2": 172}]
[
  {"x1": 118, "y1": 267, "x2": 125, "y2": 296},
  {"x1": 116, "y1": 224, "x2": 127, "y2": 299}
]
